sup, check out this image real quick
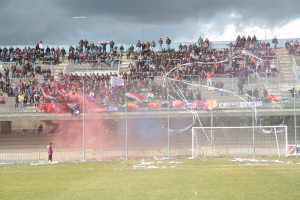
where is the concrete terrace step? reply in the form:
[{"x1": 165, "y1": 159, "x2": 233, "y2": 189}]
[
  {"x1": 279, "y1": 61, "x2": 292, "y2": 64},
  {"x1": 279, "y1": 58, "x2": 293, "y2": 62},
  {"x1": 279, "y1": 64, "x2": 293, "y2": 67}
]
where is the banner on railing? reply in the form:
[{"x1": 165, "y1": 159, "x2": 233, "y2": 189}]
[
  {"x1": 186, "y1": 101, "x2": 197, "y2": 110},
  {"x1": 93, "y1": 107, "x2": 107, "y2": 112},
  {"x1": 172, "y1": 101, "x2": 183, "y2": 108},
  {"x1": 38, "y1": 103, "x2": 51, "y2": 112},
  {"x1": 240, "y1": 101, "x2": 262, "y2": 108},
  {"x1": 148, "y1": 102, "x2": 159, "y2": 107},
  {"x1": 161, "y1": 101, "x2": 172, "y2": 107},
  {"x1": 106, "y1": 107, "x2": 118, "y2": 112},
  {"x1": 127, "y1": 102, "x2": 137, "y2": 108},
  {"x1": 138, "y1": 102, "x2": 148, "y2": 108},
  {"x1": 66, "y1": 103, "x2": 79, "y2": 115},
  {"x1": 111, "y1": 76, "x2": 124, "y2": 87},
  {"x1": 197, "y1": 100, "x2": 217, "y2": 110},
  {"x1": 51, "y1": 103, "x2": 66, "y2": 113},
  {"x1": 218, "y1": 102, "x2": 239, "y2": 108}
]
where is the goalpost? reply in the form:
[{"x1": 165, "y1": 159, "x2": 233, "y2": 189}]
[{"x1": 192, "y1": 126, "x2": 288, "y2": 158}]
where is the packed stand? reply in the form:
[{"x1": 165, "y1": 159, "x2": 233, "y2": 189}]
[
  {"x1": 67, "y1": 39, "x2": 120, "y2": 68},
  {"x1": 0, "y1": 41, "x2": 66, "y2": 65}
]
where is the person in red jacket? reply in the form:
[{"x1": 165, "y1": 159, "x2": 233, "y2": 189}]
[
  {"x1": 206, "y1": 72, "x2": 212, "y2": 85},
  {"x1": 47, "y1": 143, "x2": 53, "y2": 162},
  {"x1": 0, "y1": 94, "x2": 5, "y2": 104}
]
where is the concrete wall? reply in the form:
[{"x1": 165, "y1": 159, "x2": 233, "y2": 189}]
[
  {"x1": 0, "y1": 121, "x2": 11, "y2": 134},
  {"x1": 11, "y1": 119, "x2": 42, "y2": 129}
]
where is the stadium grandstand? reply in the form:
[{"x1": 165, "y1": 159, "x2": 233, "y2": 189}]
[{"x1": 0, "y1": 36, "x2": 299, "y2": 161}]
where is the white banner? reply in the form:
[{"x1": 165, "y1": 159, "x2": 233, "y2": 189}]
[
  {"x1": 240, "y1": 101, "x2": 262, "y2": 108},
  {"x1": 111, "y1": 76, "x2": 124, "y2": 86},
  {"x1": 0, "y1": 65, "x2": 3, "y2": 70},
  {"x1": 218, "y1": 102, "x2": 239, "y2": 108}
]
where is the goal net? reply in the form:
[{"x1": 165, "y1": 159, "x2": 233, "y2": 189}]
[{"x1": 192, "y1": 126, "x2": 287, "y2": 158}]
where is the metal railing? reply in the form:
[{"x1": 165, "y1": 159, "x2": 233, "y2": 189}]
[
  {"x1": 10, "y1": 78, "x2": 28, "y2": 83},
  {"x1": 292, "y1": 56, "x2": 300, "y2": 82},
  {"x1": 66, "y1": 60, "x2": 119, "y2": 72},
  {"x1": 133, "y1": 60, "x2": 151, "y2": 66},
  {"x1": 261, "y1": 56, "x2": 279, "y2": 71},
  {"x1": 0, "y1": 106, "x2": 25, "y2": 114},
  {"x1": 63, "y1": 62, "x2": 67, "y2": 75},
  {"x1": 212, "y1": 43, "x2": 230, "y2": 50},
  {"x1": 213, "y1": 74, "x2": 233, "y2": 88},
  {"x1": 0, "y1": 147, "x2": 291, "y2": 161},
  {"x1": 0, "y1": 61, "x2": 19, "y2": 71},
  {"x1": 247, "y1": 73, "x2": 297, "y2": 85},
  {"x1": 34, "y1": 61, "x2": 52, "y2": 73}
]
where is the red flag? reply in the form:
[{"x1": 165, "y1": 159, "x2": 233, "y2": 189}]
[
  {"x1": 127, "y1": 102, "x2": 137, "y2": 108},
  {"x1": 125, "y1": 91, "x2": 144, "y2": 103},
  {"x1": 51, "y1": 103, "x2": 66, "y2": 113},
  {"x1": 172, "y1": 101, "x2": 183, "y2": 108},
  {"x1": 38, "y1": 103, "x2": 51, "y2": 112},
  {"x1": 265, "y1": 94, "x2": 280, "y2": 101},
  {"x1": 99, "y1": 85, "x2": 109, "y2": 94},
  {"x1": 148, "y1": 102, "x2": 159, "y2": 107}
]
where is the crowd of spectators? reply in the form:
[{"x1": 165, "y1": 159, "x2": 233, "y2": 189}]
[
  {"x1": 0, "y1": 35, "x2": 298, "y2": 109},
  {"x1": 285, "y1": 40, "x2": 299, "y2": 56},
  {"x1": 122, "y1": 35, "x2": 279, "y2": 90},
  {"x1": 0, "y1": 41, "x2": 65, "y2": 65},
  {"x1": 67, "y1": 39, "x2": 120, "y2": 68}
]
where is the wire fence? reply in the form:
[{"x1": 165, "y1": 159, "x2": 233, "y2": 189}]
[{"x1": 0, "y1": 147, "x2": 289, "y2": 162}]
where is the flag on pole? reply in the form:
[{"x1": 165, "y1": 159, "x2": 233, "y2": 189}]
[
  {"x1": 39, "y1": 83, "x2": 55, "y2": 100},
  {"x1": 55, "y1": 80, "x2": 61, "y2": 90},
  {"x1": 125, "y1": 91, "x2": 144, "y2": 103},
  {"x1": 99, "y1": 85, "x2": 109, "y2": 94},
  {"x1": 79, "y1": 90, "x2": 98, "y2": 103}
]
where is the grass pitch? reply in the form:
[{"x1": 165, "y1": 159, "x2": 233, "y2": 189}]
[{"x1": 1, "y1": 157, "x2": 300, "y2": 199}]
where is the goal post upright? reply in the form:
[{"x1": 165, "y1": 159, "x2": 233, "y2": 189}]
[
  {"x1": 285, "y1": 125, "x2": 288, "y2": 157},
  {"x1": 192, "y1": 128, "x2": 194, "y2": 159}
]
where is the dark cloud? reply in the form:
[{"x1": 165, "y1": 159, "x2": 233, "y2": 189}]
[{"x1": 0, "y1": 0, "x2": 299, "y2": 45}]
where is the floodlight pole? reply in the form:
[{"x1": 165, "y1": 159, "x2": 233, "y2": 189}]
[
  {"x1": 252, "y1": 75, "x2": 255, "y2": 158},
  {"x1": 83, "y1": 79, "x2": 85, "y2": 161},
  {"x1": 125, "y1": 81, "x2": 128, "y2": 160},
  {"x1": 294, "y1": 76, "x2": 297, "y2": 157},
  {"x1": 167, "y1": 77, "x2": 170, "y2": 159},
  {"x1": 211, "y1": 88, "x2": 213, "y2": 158}
]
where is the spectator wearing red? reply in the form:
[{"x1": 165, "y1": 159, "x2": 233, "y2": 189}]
[
  {"x1": 0, "y1": 94, "x2": 5, "y2": 104},
  {"x1": 206, "y1": 72, "x2": 212, "y2": 85}
]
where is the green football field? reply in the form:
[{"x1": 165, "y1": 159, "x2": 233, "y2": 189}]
[{"x1": 1, "y1": 157, "x2": 300, "y2": 199}]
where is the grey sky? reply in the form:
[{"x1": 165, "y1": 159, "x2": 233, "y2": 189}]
[{"x1": 1, "y1": 0, "x2": 300, "y2": 45}]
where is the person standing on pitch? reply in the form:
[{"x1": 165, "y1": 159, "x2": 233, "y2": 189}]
[{"x1": 47, "y1": 143, "x2": 53, "y2": 162}]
